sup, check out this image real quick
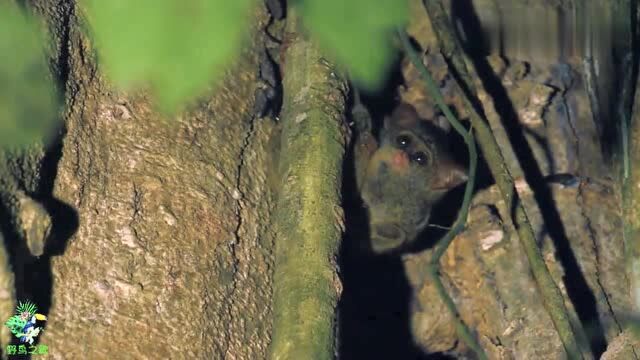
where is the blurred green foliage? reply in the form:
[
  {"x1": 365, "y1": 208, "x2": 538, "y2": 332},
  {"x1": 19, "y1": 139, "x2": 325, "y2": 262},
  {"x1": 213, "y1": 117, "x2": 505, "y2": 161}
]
[
  {"x1": 1, "y1": 0, "x2": 407, "y2": 147},
  {"x1": 294, "y1": 0, "x2": 407, "y2": 90},
  {"x1": 82, "y1": 0, "x2": 406, "y2": 112},
  {"x1": 83, "y1": 0, "x2": 254, "y2": 113},
  {"x1": 0, "y1": 2, "x2": 58, "y2": 149}
]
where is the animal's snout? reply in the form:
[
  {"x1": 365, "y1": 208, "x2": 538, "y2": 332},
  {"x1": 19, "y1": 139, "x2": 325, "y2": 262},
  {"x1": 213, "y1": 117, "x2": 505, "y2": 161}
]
[{"x1": 370, "y1": 223, "x2": 407, "y2": 253}]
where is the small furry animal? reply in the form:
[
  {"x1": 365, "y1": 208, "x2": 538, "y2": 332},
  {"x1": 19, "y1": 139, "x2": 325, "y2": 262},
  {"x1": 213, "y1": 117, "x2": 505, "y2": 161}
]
[{"x1": 353, "y1": 100, "x2": 467, "y2": 253}]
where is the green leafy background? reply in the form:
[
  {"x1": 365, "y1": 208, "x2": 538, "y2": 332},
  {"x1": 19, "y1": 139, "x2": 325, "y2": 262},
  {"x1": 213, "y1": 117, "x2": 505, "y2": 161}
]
[
  {"x1": 83, "y1": 0, "x2": 255, "y2": 113},
  {"x1": 1, "y1": 0, "x2": 408, "y2": 148},
  {"x1": 0, "y1": 2, "x2": 58, "y2": 149},
  {"x1": 294, "y1": 0, "x2": 407, "y2": 90}
]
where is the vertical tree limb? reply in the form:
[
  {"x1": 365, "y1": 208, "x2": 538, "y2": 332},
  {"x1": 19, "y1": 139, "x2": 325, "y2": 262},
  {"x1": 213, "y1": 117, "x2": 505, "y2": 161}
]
[
  {"x1": 268, "y1": 7, "x2": 348, "y2": 360},
  {"x1": 420, "y1": 1, "x2": 583, "y2": 357},
  {"x1": 620, "y1": 0, "x2": 640, "y2": 316},
  {"x1": 623, "y1": 53, "x2": 640, "y2": 316}
]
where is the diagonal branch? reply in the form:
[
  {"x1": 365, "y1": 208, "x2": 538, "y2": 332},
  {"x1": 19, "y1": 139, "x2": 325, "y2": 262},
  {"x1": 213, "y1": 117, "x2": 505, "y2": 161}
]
[{"x1": 419, "y1": 0, "x2": 583, "y2": 358}]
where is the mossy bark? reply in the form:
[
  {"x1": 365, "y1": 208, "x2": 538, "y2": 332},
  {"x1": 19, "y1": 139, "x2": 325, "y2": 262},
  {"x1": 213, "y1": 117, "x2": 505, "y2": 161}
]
[
  {"x1": 268, "y1": 8, "x2": 348, "y2": 360},
  {"x1": 271, "y1": 5, "x2": 348, "y2": 359}
]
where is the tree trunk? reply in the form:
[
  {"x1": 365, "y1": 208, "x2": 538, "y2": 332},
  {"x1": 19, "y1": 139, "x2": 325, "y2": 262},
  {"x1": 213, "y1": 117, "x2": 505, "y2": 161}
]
[{"x1": 16, "y1": 1, "x2": 284, "y2": 358}]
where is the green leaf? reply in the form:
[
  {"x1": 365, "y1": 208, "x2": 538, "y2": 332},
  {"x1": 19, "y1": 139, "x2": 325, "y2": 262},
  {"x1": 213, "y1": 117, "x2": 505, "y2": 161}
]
[
  {"x1": 83, "y1": 0, "x2": 254, "y2": 113},
  {"x1": 296, "y1": 0, "x2": 408, "y2": 90},
  {"x1": 0, "y1": 3, "x2": 58, "y2": 149}
]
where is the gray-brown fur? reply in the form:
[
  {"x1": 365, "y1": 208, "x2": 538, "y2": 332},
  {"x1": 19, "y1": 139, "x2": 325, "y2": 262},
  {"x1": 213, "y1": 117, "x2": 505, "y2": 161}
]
[{"x1": 353, "y1": 101, "x2": 467, "y2": 253}]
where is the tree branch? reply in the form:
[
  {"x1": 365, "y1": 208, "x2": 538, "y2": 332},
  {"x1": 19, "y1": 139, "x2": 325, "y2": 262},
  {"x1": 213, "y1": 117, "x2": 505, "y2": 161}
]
[
  {"x1": 419, "y1": 0, "x2": 583, "y2": 357},
  {"x1": 268, "y1": 7, "x2": 348, "y2": 360}
]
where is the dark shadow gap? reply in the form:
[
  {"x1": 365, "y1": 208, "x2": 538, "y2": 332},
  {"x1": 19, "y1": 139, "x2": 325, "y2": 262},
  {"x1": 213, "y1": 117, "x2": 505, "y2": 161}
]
[
  {"x1": 338, "y1": 140, "x2": 452, "y2": 360},
  {"x1": 338, "y1": 52, "x2": 456, "y2": 359},
  {"x1": 604, "y1": 0, "x2": 639, "y2": 161}
]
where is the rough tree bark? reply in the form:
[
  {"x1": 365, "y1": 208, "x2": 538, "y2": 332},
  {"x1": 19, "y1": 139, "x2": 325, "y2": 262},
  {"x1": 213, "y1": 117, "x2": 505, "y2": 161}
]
[
  {"x1": 8, "y1": 1, "x2": 287, "y2": 358},
  {"x1": 401, "y1": 0, "x2": 640, "y2": 358}
]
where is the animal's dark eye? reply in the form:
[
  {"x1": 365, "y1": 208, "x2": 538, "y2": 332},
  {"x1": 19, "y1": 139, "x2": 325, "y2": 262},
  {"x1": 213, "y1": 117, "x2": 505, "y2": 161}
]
[
  {"x1": 396, "y1": 135, "x2": 411, "y2": 148},
  {"x1": 411, "y1": 151, "x2": 429, "y2": 165}
]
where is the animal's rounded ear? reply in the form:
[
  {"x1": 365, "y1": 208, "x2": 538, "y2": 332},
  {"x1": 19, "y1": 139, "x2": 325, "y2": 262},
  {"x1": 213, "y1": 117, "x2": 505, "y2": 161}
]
[
  {"x1": 431, "y1": 158, "x2": 468, "y2": 191},
  {"x1": 391, "y1": 103, "x2": 419, "y2": 128}
]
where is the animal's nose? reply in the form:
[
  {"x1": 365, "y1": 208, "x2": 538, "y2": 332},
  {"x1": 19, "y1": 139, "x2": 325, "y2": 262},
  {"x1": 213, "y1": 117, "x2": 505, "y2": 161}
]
[
  {"x1": 391, "y1": 150, "x2": 409, "y2": 169},
  {"x1": 370, "y1": 223, "x2": 407, "y2": 253}
]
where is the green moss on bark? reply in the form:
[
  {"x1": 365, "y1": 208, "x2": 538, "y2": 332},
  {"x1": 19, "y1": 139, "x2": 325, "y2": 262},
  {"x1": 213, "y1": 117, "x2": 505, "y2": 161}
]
[{"x1": 268, "y1": 8, "x2": 348, "y2": 360}]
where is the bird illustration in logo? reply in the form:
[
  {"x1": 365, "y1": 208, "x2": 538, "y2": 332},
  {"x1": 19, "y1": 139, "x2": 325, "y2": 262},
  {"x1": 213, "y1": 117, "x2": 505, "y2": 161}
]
[{"x1": 4, "y1": 301, "x2": 47, "y2": 345}]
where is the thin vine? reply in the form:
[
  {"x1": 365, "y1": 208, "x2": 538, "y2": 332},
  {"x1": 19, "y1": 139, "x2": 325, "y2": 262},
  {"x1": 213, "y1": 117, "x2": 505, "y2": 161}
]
[
  {"x1": 416, "y1": 0, "x2": 583, "y2": 357},
  {"x1": 397, "y1": 29, "x2": 485, "y2": 360}
]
